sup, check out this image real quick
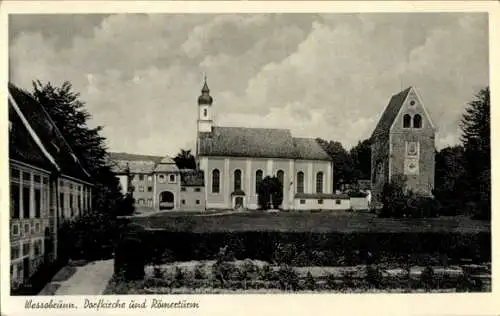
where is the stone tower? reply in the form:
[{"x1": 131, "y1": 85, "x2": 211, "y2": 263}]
[{"x1": 370, "y1": 86, "x2": 436, "y2": 209}]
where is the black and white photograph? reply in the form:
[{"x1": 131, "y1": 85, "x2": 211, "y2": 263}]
[{"x1": 2, "y1": 1, "x2": 496, "y2": 313}]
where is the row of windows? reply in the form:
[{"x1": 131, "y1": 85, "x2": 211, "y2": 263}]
[
  {"x1": 403, "y1": 114, "x2": 422, "y2": 128},
  {"x1": 11, "y1": 221, "x2": 43, "y2": 237},
  {"x1": 299, "y1": 199, "x2": 342, "y2": 205},
  {"x1": 132, "y1": 174, "x2": 176, "y2": 183},
  {"x1": 181, "y1": 187, "x2": 202, "y2": 192},
  {"x1": 136, "y1": 198, "x2": 153, "y2": 207},
  {"x1": 181, "y1": 199, "x2": 201, "y2": 205},
  {"x1": 10, "y1": 168, "x2": 50, "y2": 220},
  {"x1": 133, "y1": 183, "x2": 200, "y2": 194},
  {"x1": 11, "y1": 239, "x2": 43, "y2": 261},
  {"x1": 210, "y1": 169, "x2": 325, "y2": 194}
]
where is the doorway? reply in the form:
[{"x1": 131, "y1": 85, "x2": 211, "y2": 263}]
[{"x1": 159, "y1": 191, "x2": 175, "y2": 210}]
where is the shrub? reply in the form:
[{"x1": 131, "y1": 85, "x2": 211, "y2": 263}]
[
  {"x1": 348, "y1": 190, "x2": 368, "y2": 198},
  {"x1": 114, "y1": 236, "x2": 145, "y2": 281},
  {"x1": 153, "y1": 266, "x2": 164, "y2": 279},
  {"x1": 257, "y1": 176, "x2": 283, "y2": 210},
  {"x1": 172, "y1": 267, "x2": 185, "y2": 287},
  {"x1": 325, "y1": 274, "x2": 340, "y2": 291},
  {"x1": 193, "y1": 263, "x2": 205, "y2": 279},
  {"x1": 273, "y1": 243, "x2": 297, "y2": 265},
  {"x1": 366, "y1": 265, "x2": 384, "y2": 288},
  {"x1": 304, "y1": 271, "x2": 316, "y2": 290},
  {"x1": 404, "y1": 195, "x2": 441, "y2": 218},
  {"x1": 116, "y1": 193, "x2": 135, "y2": 216},
  {"x1": 59, "y1": 209, "x2": 121, "y2": 261},
  {"x1": 260, "y1": 264, "x2": 274, "y2": 281},
  {"x1": 277, "y1": 265, "x2": 299, "y2": 291},
  {"x1": 419, "y1": 266, "x2": 435, "y2": 290}
]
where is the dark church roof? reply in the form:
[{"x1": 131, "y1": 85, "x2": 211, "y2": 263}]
[
  {"x1": 198, "y1": 126, "x2": 331, "y2": 161},
  {"x1": 9, "y1": 83, "x2": 91, "y2": 183},
  {"x1": 370, "y1": 87, "x2": 412, "y2": 140}
]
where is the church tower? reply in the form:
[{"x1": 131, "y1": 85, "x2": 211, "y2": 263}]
[{"x1": 197, "y1": 76, "x2": 213, "y2": 134}]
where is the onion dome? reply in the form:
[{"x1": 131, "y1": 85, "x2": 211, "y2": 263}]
[{"x1": 198, "y1": 76, "x2": 213, "y2": 105}]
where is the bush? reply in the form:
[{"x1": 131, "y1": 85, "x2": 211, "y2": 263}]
[
  {"x1": 134, "y1": 230, "x2": 490, "y2": 269},
  {"x1": 277, "y1": 265, "x2": 299, "y2": 291},
  {"x1": 260, "y1": 264, "x2": 274, "y2": 281},
  {"x1": 257, "y1": 176, "x2": 283, "y2": 210},
  {"x1": 419, "y1": 266, "x2": 435, "y2": 290},
  {"x1": 114, "y1": 236, "x2": 145, "y2": 281},
  {"x1": 116, "y1": 193, "x2": 135, "y2": 216},
  {"x1": 404, "y1": 195, "x2": 440, "y2": 218},
  {"x1": 304, "y1": 271, "x2": 316, "y2": 290},
  {"x1": 366, "y1": 265, "x2": 384, "y2": 288},
  {"x1": 58, "y1": 209, "x2": 122, "y2": 261},
  {"x1": 172, "y1": 267, "x2": 185, "y2": 287},
  {"x1": 193, "y1": 263, "x2": 205, "y2": 279}
]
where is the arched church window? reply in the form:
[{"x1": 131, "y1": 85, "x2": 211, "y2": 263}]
[
  {"x1": 212, "y1": 169, "x2": 220, "y2": 193},
  {"x1": 277, "y1": 170, "x2": 284, "y2": 194},
  {"x1": 413, "y1": 114, "x2": 422, "y2": 128},
  {"x1": 255, "y1": 170, "x2": 263, "y2": 192},
  {"x1": 316, "y1": 172, "x2": 324, "y2": 194},
  {"x1": 403, "y1": 114, "x2": 411, "y2": 128},
  {"x1": 297, "y1": 171, "x2": 304, "y2": 193},
  {"x1": 234, "y1": 169, "x2": 242, "y2": 191}
]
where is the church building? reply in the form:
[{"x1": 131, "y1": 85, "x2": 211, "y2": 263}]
[
  {"x1": 370, "y1": 86, "x2": 436, "y2": 209},
  {"x1": 195, "y1": 78, "x2": 346, "y2": 211}
]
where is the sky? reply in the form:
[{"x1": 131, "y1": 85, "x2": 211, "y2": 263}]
[{"x1": 9, "y1": 13, "x2": 489, "y2": 157}]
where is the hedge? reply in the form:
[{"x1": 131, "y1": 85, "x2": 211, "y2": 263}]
[{"x1": 114, "y1": 228, "x2": 490, "y2": 272}]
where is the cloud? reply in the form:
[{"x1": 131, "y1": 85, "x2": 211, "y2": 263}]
[{"x1": 9, "y1": 13, "x2": 488, "y2": 156}]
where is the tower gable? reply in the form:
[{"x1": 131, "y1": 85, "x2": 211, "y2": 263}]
[{"x1": 390, "y1": 87, "x2": 435, "y2": 134}]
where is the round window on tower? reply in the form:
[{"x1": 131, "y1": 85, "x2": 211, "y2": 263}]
[{"x1": 410, "y1": 100, "x2": 416, "y2": 106}]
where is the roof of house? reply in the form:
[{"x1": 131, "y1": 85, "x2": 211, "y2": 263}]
[
  {"x1": 8, "y1": 83, "x2": 91, "y2": 183},
  {"x1": 198, "y1": 126, "x2": 331, "y2": 161},
  {"x1": 108, "y1": 152, "x2": 172, "y2": 174},
  {"x1": 180, "y1": 169, "x2": 204, "y2": 186},
  {"x1": 370, "y1": 86, "x2": 412, "y2": 140},
  {"x1": 154, "y1": 162, "x2": 179, "y2": 173},
  {"x1": 109, "y1": 152, "x2": 164, "y2": 164}
]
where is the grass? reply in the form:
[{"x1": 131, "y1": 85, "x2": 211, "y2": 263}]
[{"x1": 130, "y1": 211, "x2": 490, "y2": 233}]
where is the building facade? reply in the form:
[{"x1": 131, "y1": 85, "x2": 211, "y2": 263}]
[
  {"x1": 370, "y1": 86, "x2": 436, "y2": 209},
  {"x1": 110, "y1": 153, "x2": 205, "y2": 211},
  {"x1": 9, "y1": 83, "x2": 93, "y2": 291},
  {"x1": 195, "y1": 79, "x2": 340, "y2": 211}
]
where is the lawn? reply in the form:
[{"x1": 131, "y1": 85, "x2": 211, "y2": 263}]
[{"x1": 129, "y1": 210, "x2": 490, "y2": 233}]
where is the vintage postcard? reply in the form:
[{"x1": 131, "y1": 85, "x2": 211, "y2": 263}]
[{"x1": 1, "y1": 1, "x2": 498, "y2": 316}]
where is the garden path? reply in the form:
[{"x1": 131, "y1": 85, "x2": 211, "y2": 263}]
[{"x1": 53, "y1": 259, "x2": 114, "y2": 295}]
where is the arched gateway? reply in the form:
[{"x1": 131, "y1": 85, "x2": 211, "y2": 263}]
[{"x1": 159, "y1": 191, "x2": 174, "y2": 210}]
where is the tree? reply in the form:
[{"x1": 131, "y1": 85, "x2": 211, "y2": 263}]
[
  {"x1": 173, "y1": 149, "x2": 197, "y2": 170},
  {"x1": 316, "y1": 138, "x2": 355, "y2": 189},
  {"x1": 32, "y1": 81, "x2": 124, "y2": 215},
  {"x1": 460, "y1": 87, "x2": 490, "y2": 220},
  {"x1": 31, "y1": 80, "x2": 126, "y2": 259},
  {"x1": 349, "y1": 138, "x2": 372, "y2": 181},
  {"x1": 433, "y1": 145, "x2": 467, "y2": 215},
  {"x1": 257, "y1": 176, "x2": 283, "y2": 210}
]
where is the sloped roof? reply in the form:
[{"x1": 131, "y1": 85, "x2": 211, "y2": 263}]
[
  {"x1": 110, "y1": 160, "x2": 156, "y2": 174},
  {"x1": 9, "y1": 103, "x2": 55, "y2": 171},
  {"x1": 180, "y1": 169, "x2": 204, "y2": 186},
  {"x1": 198, "y1": 126, "x2": 332, "y2": 161},
  {"x1": 293, "y1": 137, "x2": 331, "y2": 160},
  {"x1": 370, "y1": 87, "x2": 412, "y2": 140},
  {"x1": 154, "y1": 162, "x2": 179, "y2": 173},
  {"x1": 109, "y1": 152, "x2": 163, "y2": 164},
  {"x1": 8, "y1": 83, "x2": 91, "y2": 182}
]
